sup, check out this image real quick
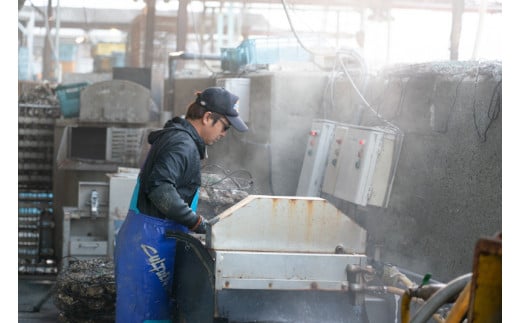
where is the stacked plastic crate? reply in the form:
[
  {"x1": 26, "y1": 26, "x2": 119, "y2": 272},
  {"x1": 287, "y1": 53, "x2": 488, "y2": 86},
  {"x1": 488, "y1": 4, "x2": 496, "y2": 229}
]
[{"x1": 18, "y1": 94, "x2": 61, "y2": 275}]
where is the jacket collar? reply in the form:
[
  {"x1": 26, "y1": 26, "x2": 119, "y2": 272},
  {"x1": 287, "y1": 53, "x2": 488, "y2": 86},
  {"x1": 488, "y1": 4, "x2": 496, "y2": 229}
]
[{"x1": 149, "y1": 117, "x2": 206, "y2": 159}]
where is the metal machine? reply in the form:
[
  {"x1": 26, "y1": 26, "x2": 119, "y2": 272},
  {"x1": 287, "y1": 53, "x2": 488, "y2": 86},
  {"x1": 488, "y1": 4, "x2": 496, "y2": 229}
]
[
  {"x1": 170, "y1": 195, "x2": 496, "y2": 322},
  {"x1": 170, "y1": 195, "x2": 398, "y2": 323}
]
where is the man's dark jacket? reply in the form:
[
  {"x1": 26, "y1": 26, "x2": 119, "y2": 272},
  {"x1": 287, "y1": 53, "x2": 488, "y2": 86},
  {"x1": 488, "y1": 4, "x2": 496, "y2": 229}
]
[{"x1": 136, "y1": 117, "x2": 205, "y2": 228}]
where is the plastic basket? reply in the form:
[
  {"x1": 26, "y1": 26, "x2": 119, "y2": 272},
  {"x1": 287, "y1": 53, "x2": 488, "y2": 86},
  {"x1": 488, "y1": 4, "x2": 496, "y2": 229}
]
[{"x1": 56, "y1": 82, "x2": 88, "y2": 118}]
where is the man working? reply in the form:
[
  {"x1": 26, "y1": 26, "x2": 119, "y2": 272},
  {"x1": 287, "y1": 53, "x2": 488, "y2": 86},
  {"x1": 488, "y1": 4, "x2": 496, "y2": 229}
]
[{"x1": 114, "y1": 87, "x2": 248, "y2": 323}]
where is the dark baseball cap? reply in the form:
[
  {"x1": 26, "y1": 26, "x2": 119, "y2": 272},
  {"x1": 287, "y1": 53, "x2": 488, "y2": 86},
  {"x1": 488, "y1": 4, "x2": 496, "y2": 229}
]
[{"x1": 196, "y1": 87, "x2": 248, "y2": 132}]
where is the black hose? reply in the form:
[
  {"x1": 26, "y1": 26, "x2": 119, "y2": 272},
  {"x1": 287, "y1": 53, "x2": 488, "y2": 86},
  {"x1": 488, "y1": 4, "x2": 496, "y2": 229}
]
[
  {"x1": 410, "y1": 273, "x2": 472, "y2": 323},
  {"x1": 165, "y1": 231, "x2": 215, "y2": 287}
]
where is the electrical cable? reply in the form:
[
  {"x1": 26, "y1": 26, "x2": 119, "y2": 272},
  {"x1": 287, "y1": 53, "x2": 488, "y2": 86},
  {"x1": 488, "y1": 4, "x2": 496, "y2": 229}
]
[
  {"x1": 337, "y1": 53, "x2": 402, "y2": 134},
  {"x1": 472, "y1": 78, "x2": 501, "y2": 143},
  {"x1": 320, "y1": 49, "x2": 370, "y2": 122},
  {"x1": 471, "y1": 62, "x2": 482, "y2": 140},
  {"x1": 470, "y1": 61, "x2": 502, "y2": 142},
  {"x1": 279, "y1": 0, "x2": 315, "y2": 56},
  {"x1": 319, "y1": 69, "x2": 334, "y2": 119},
  {"x1": 337, "y1": 53, "x2": 370, "y2": 108},
  {"x1": 323, "y1": 57, "x2": 342, "y2": 116},
  {"x1": 392, "y1": 75, "x2": 410, "y2": 122},
  {"x1": 206, "y1": 170, "x2": 253, "y2": 190},
  {"x1": 201, "y1": 164, "x2": 254, "y2": 191},
  {"x1": 279, "y1": 0, "x2": 326, "y2": 70}
]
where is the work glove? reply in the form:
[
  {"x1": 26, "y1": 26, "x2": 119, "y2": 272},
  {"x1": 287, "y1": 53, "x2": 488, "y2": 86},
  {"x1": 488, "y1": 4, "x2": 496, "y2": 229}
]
[{"x1": 192, "y1": 215, "x2": 210, "y2": 234}]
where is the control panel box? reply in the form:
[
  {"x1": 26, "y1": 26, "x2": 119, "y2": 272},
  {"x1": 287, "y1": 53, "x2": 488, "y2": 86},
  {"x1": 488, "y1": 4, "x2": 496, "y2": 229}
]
[
  {"x1": 322, "y1": 125, "x2": 401, "y2": 207},
  {"x1": 296, "y1": 119, "x2": 337, "y2": 197}
]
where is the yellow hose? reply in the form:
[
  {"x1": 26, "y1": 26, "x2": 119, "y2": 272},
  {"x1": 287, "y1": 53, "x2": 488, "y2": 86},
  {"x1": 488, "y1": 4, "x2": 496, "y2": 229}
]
[
  {"x1": 401, "y1": 291, "x2": 412, "y2": 323},
  {"x1": 397, "y1": 270, "x2": 415, "y2": 323},
  {"x1": 444, "y1": 281, "x2": 472, "y2": 323}
]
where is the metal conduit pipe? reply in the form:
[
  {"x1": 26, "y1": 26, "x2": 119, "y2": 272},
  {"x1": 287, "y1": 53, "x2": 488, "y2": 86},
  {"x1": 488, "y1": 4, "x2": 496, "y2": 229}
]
[{"x1": 410, "y1": 273, "x2": 473, "y2": 323}]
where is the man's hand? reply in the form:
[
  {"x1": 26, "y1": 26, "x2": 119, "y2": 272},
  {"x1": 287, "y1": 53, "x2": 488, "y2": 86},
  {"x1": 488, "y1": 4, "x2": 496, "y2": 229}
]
[{"x1": 192, "y1": 215, "x2": 210, "y2": 234}]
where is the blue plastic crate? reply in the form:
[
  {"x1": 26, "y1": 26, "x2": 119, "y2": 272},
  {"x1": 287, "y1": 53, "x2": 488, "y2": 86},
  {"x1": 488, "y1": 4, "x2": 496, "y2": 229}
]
[{"x1": 56, "y1": 82, "x2": 89, "y2": 118}]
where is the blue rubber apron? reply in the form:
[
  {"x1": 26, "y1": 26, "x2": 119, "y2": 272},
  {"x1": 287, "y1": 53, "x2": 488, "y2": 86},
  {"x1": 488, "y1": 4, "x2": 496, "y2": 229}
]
[{"x1": 115, "y1": 180, "x2": 199, "y2": 323}]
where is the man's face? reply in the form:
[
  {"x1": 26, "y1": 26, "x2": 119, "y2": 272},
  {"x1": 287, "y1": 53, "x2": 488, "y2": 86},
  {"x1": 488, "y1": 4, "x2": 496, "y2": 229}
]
[{"x1": 202, "y1": 112, "x2": 230, "y2": 146}]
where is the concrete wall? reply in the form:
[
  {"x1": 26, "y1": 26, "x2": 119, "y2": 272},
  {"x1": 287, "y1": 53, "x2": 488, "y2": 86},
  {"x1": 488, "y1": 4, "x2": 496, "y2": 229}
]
[
  {"x1": 355, "y1": 62, "x2": 502, "y2": 282},
  {"x1": 171, "y1": 61, "x2": 501, "y2": 282}
]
